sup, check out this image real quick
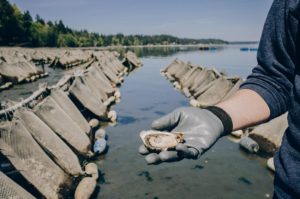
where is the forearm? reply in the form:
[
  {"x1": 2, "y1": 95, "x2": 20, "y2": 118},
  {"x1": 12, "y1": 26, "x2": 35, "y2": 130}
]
[
  {"x1": 216, "y1": 89, "x2": 270, "y2": 130},
  {"x1": 218, "y1": 0, "x2": 297, "y2": 131}
]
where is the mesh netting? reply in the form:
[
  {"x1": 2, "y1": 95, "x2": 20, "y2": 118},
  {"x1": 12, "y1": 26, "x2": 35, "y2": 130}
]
[
  {"x1": 106, "y1": 54, "x2": 125, "y2": 72},
  {"x1": 88, "y1": 65, "x2": 115, "y2": 94},
  {"x1": 15, "y1": 108, "x2": 83, "y2": 176},
  {"x1": 50, "y1": 89, "x2": 91, "y2": 134},
  {"x1": 99, "y1": 64, "x2": 120, "y2": 84},
  {"x1": 164, "y1": 59, "x2": 182, "y2": 75},
  {"x1": 126, "y1": 51, "x2": 142, "y2": 67},
  {"x1": 101, "y1": 59, "x2": 119, "y2": 75},
  {"x1": 180, "y1": 66, "x2": 201, "y2": 84},
  {"x1": 189, "y1": 69, "x2": 219, "y2": 92},
  {"x1": 196, "y1": 77, "x2": 234, "y2": 106},
  {"x1": 181, "y1": 67, "x2": 203, "y2": 88},
  {"x1": 16, "y1": 62, "x2": 42, "y2": 75},
  {"x1": 82, "y1": 71, "x2": 110, "y2": 102},
  {"x1": 0, "y1": 171, "x2": 35, "y2": 199},
  {"x1": 0, "y1": 62, "x2": 28, "y2": 83},
  {"x1": 33, "y1": 96, "x2": 91, "y2": 156},
  {"x1": 173, "y1": 62, "x2": 191, "y2": 79},
  {"x1": 69, "y1": 76, "x2": 107, "y2": 118},
  {"x1": 0, "y1": 119, "x2": 68, "y2": 199}
]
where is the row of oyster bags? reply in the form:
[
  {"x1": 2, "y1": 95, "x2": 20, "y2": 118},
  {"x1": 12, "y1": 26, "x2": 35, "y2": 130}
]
[{"x1": 161, "y1": 59, "x2": 243, "y2": 107}]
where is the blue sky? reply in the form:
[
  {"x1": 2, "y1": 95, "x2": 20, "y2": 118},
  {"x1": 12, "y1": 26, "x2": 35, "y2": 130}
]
[{"x1": 9, "y1": 0, "x2": 273, "y2": 41}]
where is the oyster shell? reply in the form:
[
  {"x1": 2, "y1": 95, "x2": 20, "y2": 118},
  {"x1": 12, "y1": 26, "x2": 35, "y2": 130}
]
[{"x1": 140, "y1": 130, "x2": 184, "y2": 151}]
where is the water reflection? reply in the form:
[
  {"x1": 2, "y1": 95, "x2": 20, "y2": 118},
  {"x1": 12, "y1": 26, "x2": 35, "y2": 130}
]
[
  {"x1": 116, "y1": 115, "x2": 149, "y2": 126},
  {"x1": 138, "y1": 171, "x2": 154, "y2": 182},
  {"x1": 0, "y1": 45, "x2": 270, "y2": 199},
  {"x1": 139, "y1": 106, "x2": 155, "y2": 111},
  {"x1": 0, "y1": 44, "x2": 257, "y2": 102},
  {"x1": 153, "y1": 111, "x2": 165, "y2": 116},
  {"x1": 117, "y1": 45, "x2": 226, "y2": 58},
  {"x1": 117, "y1": 116, "x2": 139, "y2": 125},
  {"x1": 0, "y1": 65, "x2": 65, "y2": 101},
  {"x1": 98, "y1": 45, "x2": 273, "y2": 199},
  {"x1": 191, "y1": 165, "x2": 204, "y2": 170},
  {"x1": 238, "y1": 177, "x2": 253, "y2": 185}
]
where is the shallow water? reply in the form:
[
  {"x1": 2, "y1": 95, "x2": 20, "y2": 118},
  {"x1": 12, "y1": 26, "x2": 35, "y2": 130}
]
[
  {"x1": 97, "y1": 45, "x2": 274, "y2": 199},
  {"x1": 0, "y1": 65, "x2": 65, "y2": 102},
  {"x1": 0, "y1": 45, "x2": 274, "y2": 199}
]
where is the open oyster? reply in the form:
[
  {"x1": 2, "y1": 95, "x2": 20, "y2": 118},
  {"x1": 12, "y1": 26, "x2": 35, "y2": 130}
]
[{"x1": 140, "y1": 130, "x2": 184, "y2": 151}]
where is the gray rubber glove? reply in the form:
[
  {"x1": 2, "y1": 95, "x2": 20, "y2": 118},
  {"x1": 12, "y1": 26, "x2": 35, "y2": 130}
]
[{"x1": 139, "y1": 107, "x2": 231, "y2": 164}]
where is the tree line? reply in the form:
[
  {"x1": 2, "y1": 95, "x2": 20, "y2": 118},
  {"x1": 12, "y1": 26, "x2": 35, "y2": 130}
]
[{"x1": 0, "y1": 0, "x2": 228, "y2": 47}]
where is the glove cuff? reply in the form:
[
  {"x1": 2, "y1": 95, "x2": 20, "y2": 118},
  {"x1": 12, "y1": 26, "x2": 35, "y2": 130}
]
[{"x1": 205, "y1": 106, "x2": 233, "y2": 135}]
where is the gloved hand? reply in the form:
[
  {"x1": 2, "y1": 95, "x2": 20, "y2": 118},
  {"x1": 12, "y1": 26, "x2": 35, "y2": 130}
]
[{"x1": 139, "y1": 107, "x2": 232, "y2": 164}]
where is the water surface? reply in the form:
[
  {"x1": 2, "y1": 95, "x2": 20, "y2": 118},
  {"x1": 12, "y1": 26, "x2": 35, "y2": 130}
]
[
  {"x1": 0, "y1": 65, "x2": 65, "y2": 102},
  {"x1": 97, "y1": 45, "x2": 274, "y2": 199},
  {"x1": 0, "y1": 45, "x2": 273, "y2": 198}
]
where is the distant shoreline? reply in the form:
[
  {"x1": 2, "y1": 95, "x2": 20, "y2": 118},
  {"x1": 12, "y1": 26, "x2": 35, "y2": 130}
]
[{"x1": 0, "y1": 43, "x2": 259, "y2": 50}]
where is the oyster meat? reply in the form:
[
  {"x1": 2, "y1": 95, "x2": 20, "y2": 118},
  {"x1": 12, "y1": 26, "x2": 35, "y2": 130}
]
[{"x1": 140, "y1": 130, "x2": 184, "y2": 151}]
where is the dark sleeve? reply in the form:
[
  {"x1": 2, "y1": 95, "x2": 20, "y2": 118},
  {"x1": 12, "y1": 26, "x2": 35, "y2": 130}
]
[{"x1": 240, "y1": 0, "x2": 299, "y2": 119}]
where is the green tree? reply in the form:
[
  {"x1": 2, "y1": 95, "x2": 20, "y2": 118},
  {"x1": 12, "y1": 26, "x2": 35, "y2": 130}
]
[
  {"x1": 57, "y1": 33, "x2": 78, "y2": 47},
  {"x1": 46, "y1": 27, "x2": 58, "y2": 47},
  {"x1": 133, "y1": 36, "x2": 140, "y2": 46},
  {"x1": 96, "y1": 35, "x2": 105, "y2": 46},
  {"x1": 56, "y1": 20, "x2": 67, "y2": 34},
  {"x1": 31, "y1": 22, "x2": 48, "y2": 46},
  {"x1": 35, "y1": 14, "x2": 45, "y2": 25},
  {"x1": 111, "y1": 35, "x2": 120, "y2": 46},
  {"x1": 22, "y1": 11, "x2": 33, "y2": 44},
  {"x1": 0, "y1": 0, "x2": 24, "y2": 45},
  {"x1": 0, "y1": 0, "x2": 228, "y2": 47}
]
